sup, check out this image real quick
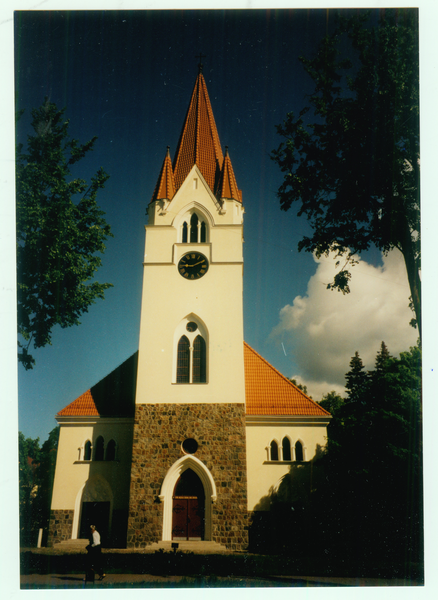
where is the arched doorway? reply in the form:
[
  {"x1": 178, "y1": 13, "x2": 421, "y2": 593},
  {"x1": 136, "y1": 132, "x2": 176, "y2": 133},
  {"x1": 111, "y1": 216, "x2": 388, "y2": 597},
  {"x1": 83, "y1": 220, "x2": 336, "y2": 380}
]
[
  {"x1": 172, "y1": 469, "x2": 205, "y2": 540},
  {"x1": 75, "y1": 475, "x2": 113, "y2": 543}
]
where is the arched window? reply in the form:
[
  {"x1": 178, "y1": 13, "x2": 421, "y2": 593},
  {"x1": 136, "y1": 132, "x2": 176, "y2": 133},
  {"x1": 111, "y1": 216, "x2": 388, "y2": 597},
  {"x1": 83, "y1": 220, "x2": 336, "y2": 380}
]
[
  {"x1": 282, "y1": 437, "x2": 291, "y2": 461},
  {"x1": 295, "y1": 440, "x2": 304, "y2": 462},
  {"x1": 84, "y1": 440, "x2": 92, "y2": 461},
  {"x1": 190, "y1": 213, "x2": 198, "y2": 242},
  {"x1": 94, "y1": 436, "x2": 104, "y2": 461},
  {"x1": 182, "y1": 221, "x2": 188, "y2": 243},
  {"x1": 193, "y1": 335, "x2": 206, "y2": 383},
  {"x1": 179, "y1": 211, "x2": 209, "y2": 243},
  {"x1": 270, "y1": 440, "x2": 279, "y2": 461},
  {"x1": 200, "y1": 221, "x2": 206, "y2": 243},
  {"x1": 177, "y1": 336, "x2": 190, "y2": 383},
  {"x1": 106, "y1": 439, "x2": 116, "y2": 461},
  {"x1": 174, "y1": 317, "x2": 208, "y2": 384}
]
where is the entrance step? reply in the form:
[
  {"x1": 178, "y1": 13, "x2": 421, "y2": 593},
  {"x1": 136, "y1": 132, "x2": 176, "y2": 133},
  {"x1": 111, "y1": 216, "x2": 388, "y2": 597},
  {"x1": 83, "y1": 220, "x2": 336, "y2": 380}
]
[
  {"x1": 148, "y1": 540, "x2": 231, "y2": 554},
  {"x1": 56, "y1": 538, "x2": 89, "y2": 549}
]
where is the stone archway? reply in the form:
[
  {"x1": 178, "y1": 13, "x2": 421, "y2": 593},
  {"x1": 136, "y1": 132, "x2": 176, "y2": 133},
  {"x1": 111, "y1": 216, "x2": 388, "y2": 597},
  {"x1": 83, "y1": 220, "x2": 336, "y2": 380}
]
[{"x1": 160, "y1": 455, "x2": 217, "y2": 541}]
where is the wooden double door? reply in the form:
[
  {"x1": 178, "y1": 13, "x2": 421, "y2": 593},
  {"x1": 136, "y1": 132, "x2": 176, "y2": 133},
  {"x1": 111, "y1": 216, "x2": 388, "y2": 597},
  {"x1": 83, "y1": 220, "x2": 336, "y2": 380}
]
[{"x1": 172, "y1": 469, "x2": 205, "y2": 541}]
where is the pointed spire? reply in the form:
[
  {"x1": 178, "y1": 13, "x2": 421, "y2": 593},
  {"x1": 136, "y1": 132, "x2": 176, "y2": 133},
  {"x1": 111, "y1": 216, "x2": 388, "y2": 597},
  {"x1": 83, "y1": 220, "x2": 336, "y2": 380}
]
[
  {"x1": 151, "y1": 146, "x2": 176, "y2": 202},
  {"x1": 218, "y1": 147, "x2": 242, "y2": 202},
  {"x1": 172, "y1": 71, "x2": 224, "y2": 194}
]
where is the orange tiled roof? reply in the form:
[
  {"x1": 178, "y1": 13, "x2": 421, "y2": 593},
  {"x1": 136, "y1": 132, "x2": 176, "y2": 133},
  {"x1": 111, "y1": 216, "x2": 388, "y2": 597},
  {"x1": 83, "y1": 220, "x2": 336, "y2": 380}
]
[
  {"x1": 56, "y1": 353, "x2": 138, "y2": 418},
  {"x1": 151, "y1": 147, "x2": 176, "y2": 202},
  {"x1": 244, "y1": 342, "x2": 330, "y2": 417},
  {"x1": 57, "y1": 389, "x2": 99, "y2": 416},
  {"x1": 56, "y1": 347, "x2": 329, "y2": 419},
  {"x1": 217, "y1": 148, "x2": 242, "y2": 202},
  {"x1": 173, "y1": 71, "x2": 224, "y2": 194},
  {"x1": 151, "y1": 69, "x2": 242, "y2": 203}
]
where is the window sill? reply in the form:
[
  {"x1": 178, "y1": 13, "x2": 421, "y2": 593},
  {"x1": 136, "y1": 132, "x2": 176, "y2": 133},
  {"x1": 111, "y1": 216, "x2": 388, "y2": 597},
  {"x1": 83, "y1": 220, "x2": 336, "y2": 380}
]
[
  {"x1": 74, "y1": 460, "x2": 119, "y2": 464},
  {"x1": 263, "y1": 461, "x2": 306, "y2": 465}
]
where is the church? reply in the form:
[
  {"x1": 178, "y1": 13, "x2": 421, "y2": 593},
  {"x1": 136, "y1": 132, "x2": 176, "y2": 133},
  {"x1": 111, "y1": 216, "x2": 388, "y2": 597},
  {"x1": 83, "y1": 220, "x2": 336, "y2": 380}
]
[{"x1": 47, "y1": 64, "x2": 331, "y2": 552}]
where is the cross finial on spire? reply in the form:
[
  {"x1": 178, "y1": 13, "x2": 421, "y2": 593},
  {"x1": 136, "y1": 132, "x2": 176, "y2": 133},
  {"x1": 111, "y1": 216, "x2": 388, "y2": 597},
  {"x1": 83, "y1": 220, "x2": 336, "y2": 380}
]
[{"x1": 195, "y1": 53, "x2": 206, "y2": 73}]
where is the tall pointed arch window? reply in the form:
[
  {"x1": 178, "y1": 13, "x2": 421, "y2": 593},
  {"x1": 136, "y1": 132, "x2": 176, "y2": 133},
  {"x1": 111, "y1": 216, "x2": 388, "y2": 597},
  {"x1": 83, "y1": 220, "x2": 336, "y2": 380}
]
[
  {"x1": 179, "y1": 210, "x2": 209, "y2": 243},
  {"x1": 106, "y1": 439, "x2": 116, "y2": 461},
  {"x1": 282, "y1": 437, "x2": 291, "y2": 461},
  {"x1": 295, "y1": 440, "x2": 304, "y2": 462},
  {"x1": 94, "y1": 436, "x2": 104, "y2": 461},
  {"x1": 174, "y1": 318, "x2": 208, "y2": 384},
  {"x1": 270, "y1": 440, "x2": 279, "y2": 461},
  {"x1": 192, "y1": 335, "x2": 206, "y2": 383},
  {"x1": 190, "y1": 213, "x2": 198, "y2": 242},
  {"x1": 84, "y1": 440, "x2": 92, "y2": 461},
  {"x1": 177, "y1": 336, "x2": 190, "y2": 383},
  {"x1": 182, "y1": 222, "x2": 188, "y2": 243}
]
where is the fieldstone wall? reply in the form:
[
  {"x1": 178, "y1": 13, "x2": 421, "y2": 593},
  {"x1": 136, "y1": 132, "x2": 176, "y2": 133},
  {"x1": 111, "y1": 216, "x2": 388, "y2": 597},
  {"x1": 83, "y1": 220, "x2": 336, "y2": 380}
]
[
  {"x1": 47, "y1": 509, "x2": 74, "y2": 547},
  {"x1": 127, "y1": 403, "x2": 248, "y2": 551}
]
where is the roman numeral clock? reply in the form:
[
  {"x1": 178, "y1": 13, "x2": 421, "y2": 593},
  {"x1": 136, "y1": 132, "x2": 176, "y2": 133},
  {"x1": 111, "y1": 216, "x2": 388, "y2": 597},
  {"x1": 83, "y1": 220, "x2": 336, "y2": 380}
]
[{"x1": 178, "y1": 252, "x2": 209, "y2": 280}]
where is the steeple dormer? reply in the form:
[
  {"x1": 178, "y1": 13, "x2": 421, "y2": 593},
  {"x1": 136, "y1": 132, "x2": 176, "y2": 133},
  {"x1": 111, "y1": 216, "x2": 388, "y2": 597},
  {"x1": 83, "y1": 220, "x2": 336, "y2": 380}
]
[{"x1": 217, "y1": 147, "x2": 242, "y2": 202}]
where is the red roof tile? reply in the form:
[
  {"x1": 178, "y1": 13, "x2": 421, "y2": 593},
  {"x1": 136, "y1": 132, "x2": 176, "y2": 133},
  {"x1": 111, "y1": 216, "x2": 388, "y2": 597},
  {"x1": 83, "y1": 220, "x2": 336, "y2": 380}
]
[
  {"x1": 244, "y1": 342, "x2": 330, "y2": 417},
  {"x1": 218, "y1": 148, "x2": 242, "y2": 202},
  {"x1": 56, "y1": 348, "x2": 329, "y2": 419},
  {"x1": 151, "y1": 147, "x2": 176, "y2": 202},
  {"x1": 151, "y1": 70, "x2": 242, "y2": 204},
  {"x1": 172, "y1": 71, "x2": 224, "y2": 194},
  {"x1": 57, "y1": 389, "x2": 99, "y2": 416}
]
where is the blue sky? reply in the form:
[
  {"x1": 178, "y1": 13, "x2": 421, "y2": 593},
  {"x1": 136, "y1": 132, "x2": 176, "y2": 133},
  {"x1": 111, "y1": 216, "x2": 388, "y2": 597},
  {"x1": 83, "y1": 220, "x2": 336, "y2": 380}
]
[{"x1": 9, "y1": 6, "x2": 425, "y2": 445}]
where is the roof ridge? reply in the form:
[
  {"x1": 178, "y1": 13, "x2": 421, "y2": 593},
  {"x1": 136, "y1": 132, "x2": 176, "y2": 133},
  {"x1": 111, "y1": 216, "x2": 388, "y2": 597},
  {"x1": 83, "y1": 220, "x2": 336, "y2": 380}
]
[{"x1": 243, "y1": 342, "x2": 330, "y2": 415}]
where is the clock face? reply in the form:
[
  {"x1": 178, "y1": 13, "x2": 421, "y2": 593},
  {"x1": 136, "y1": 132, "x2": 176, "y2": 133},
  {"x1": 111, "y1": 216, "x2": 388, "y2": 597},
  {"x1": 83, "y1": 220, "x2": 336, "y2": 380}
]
[{"x1": 178, "y1": 252, "x2": 209, "y2": 280}]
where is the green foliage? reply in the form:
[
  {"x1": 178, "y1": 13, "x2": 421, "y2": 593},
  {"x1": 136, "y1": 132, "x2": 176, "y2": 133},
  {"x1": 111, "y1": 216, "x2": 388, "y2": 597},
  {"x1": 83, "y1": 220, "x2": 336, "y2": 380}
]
[
  {"x1": 16, "y1": 99, "x2": 113, "y2": 369},
  {"x1": 19, "y1": 427, "x2": 59, "y2": 546},
  {"x1": 318, "y1": 341, "x2": 422, "y2": 569},
  {"x1": 271, "y1": 10, "x2": 420, "y2": 332},
  {"x1": 319, "y1": 390, "x2": 344, "y2": 414},
  {"x1": 288, "y1": 378, "x2": 311, "y2": 397}
]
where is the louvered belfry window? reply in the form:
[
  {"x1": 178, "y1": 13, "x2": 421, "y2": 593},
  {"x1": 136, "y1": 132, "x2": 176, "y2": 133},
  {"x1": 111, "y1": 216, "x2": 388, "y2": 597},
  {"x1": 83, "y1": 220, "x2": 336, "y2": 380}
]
[
  {"x1": 192, "y1": 335, "x2": 206, "y2": 383},
  {"x1": 190, "y1": 213, "x2": 198, "y2": 242},
  {"x1": 177, "y1": 336, "x2": 190, "y2": 383},
  {"x1": 182, "y1": 221, "x2": 188, "y2": 243}
]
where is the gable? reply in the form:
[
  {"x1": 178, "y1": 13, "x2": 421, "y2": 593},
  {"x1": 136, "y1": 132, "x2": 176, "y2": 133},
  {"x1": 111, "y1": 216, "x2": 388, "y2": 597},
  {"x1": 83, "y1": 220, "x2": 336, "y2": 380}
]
[
  {"x1": 56, "y1": 345, "x2": 330, "y2": 419},
  {"x1": 57, "y1": 352, "x2": 138, "y2": 418},
  {"x1": 244, "y1": 343, "x2": 330, "y2": 417}
]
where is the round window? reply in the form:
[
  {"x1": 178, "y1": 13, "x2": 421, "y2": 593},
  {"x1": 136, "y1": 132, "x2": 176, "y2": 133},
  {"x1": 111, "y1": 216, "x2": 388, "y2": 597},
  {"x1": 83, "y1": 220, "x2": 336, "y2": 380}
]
[
  {"x1": 186, "y1": 322, "x2": 198, "y2": 332},
  {"x1": 182, "y1": 438, "x2": 198, "y2": 454}
]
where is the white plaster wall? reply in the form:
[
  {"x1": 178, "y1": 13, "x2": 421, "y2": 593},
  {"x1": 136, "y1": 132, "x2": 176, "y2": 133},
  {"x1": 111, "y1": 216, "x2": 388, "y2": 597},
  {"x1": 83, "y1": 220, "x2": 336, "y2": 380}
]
[
  {"x1": 136, "y1": 166, "x2": 245, "y2": 405},
  {"x1": 245, "y1": 422, "x2": 328, "y2": 511},
  {"x1": 51, "y1": 420, "x2": 134, "y2": 510}
]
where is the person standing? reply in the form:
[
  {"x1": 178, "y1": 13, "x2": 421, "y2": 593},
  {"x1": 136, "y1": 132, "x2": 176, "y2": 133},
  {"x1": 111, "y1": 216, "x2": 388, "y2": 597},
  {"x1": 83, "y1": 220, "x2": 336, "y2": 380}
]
[{"x1": 85, "y1": 525, "x2": 106, "y2": 581}]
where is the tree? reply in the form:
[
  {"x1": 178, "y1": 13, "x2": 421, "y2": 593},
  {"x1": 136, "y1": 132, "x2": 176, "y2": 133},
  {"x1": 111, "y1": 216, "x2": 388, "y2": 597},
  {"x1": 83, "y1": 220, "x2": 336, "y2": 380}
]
[
  {"x1": 316, "y1": 342, "x2": 422, "y2": 573},
  {"x1": 319, "y1": 390, "x2": 344, "y2": 415},
  {"x1": 271, "y1": 10, "x2": 420, "y2": 333},
  {"x1": 345, "y1": 351, "x2": 368, "y2": 403},
  {"x1": 18, "y1": 432, "x2": 40, "y2": 545},
  {"x1": 18, "y1": 427, "x2": 60, "y2": 547},
  {"x1": 16, "y1": 99, "x2": 113, "y2": 369}
]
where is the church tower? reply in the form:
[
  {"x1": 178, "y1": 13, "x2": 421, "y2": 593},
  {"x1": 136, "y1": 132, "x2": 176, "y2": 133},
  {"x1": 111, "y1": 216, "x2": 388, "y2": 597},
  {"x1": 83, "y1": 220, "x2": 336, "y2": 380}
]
[{"x1": 127, "y1": 63, "x2": 248, "y2": 550}]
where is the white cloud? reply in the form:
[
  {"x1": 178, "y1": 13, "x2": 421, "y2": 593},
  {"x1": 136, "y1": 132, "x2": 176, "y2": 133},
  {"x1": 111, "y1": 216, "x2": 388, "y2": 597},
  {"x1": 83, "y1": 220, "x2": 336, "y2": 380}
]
[{"x1": 270, "y1": 249, "x2": 419, "y2": 400}]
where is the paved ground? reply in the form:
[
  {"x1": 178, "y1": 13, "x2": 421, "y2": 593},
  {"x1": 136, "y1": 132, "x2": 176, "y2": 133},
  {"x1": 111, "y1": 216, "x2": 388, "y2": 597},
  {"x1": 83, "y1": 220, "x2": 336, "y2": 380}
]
[{"x1": 20, "y1": 572, "x2": 422, "y2": 589}]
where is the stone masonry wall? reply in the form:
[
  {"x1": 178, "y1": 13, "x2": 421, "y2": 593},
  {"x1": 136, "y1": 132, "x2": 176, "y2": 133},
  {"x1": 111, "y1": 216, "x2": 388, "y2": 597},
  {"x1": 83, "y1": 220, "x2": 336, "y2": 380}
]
[
  {"x1": 47, "y1": 509, "x2": 74, "y2": 547},
  {"x1": 127, "y1": 403, "x2": 248, "y2": 551}
]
